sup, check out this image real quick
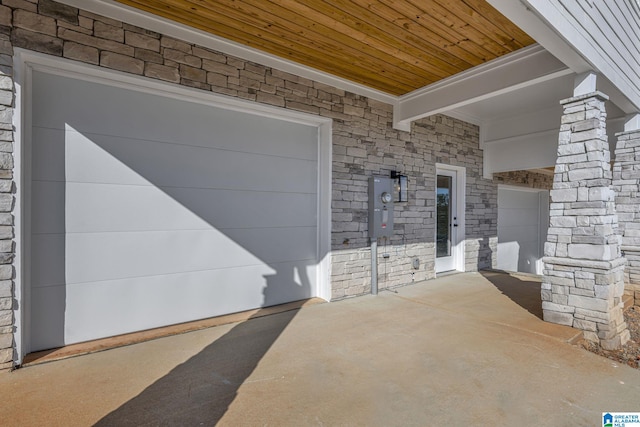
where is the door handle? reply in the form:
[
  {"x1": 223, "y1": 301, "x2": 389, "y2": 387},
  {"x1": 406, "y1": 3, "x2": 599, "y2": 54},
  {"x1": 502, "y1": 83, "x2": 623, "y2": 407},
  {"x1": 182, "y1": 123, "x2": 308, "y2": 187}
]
[{"x1": 453, "y1": 223, "x2": 458, "y2": 227}]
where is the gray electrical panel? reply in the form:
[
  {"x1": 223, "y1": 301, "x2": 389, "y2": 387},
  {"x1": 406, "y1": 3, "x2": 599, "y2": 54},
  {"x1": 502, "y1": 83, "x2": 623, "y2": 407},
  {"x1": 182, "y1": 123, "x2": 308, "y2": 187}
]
[{"x1": 368, "y1": 176, "x2": 394, "y2": 238}]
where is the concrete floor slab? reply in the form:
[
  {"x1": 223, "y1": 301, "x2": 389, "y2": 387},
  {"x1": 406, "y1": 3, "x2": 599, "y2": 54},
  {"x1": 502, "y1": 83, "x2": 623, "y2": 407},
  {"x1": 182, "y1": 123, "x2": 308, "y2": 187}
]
[{"x1": 1, "y1": 271, "x2": 639, "y2": 426}]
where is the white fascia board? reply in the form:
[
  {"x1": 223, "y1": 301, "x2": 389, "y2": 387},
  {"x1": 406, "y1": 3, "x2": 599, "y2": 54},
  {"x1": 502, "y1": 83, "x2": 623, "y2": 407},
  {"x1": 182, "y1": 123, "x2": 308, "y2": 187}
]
[
  {"x1": 487, "y1": 0, "x2": 591, "y2": 73},
  {"x1": 56, "y1": 0, "x2": 396, "y2": 105},
  {"x1": 524, "y1": 0, "x2": 640, "y2": 112},
  {"x1": 393, "y1": 44, "x2": 572, "y2": 130},
  {"x1": 490, "y1": 0, "x2": 640, "y2": 114}
]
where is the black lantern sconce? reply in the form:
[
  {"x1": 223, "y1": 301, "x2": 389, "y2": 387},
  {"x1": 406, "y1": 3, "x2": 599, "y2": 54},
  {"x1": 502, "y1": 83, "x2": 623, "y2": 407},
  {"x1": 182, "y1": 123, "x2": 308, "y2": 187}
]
[{"x1": 390, "y1": 171, "x2": 408, "y2": 203}]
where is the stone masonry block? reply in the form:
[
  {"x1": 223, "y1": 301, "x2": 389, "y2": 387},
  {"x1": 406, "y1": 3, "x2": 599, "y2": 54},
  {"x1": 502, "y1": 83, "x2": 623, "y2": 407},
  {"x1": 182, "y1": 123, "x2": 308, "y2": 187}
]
[
  {"x1": 550, "y1": 188, "x2": 577, "y2": 202},
  {"x1": 145, "y1": 63, "x2": 179, "y2": 83},
  {"x1": 573, "y1": 318, "x2": 597, "y2": 332},
  {"x1": 0, "y1": 265, "x2": 10, "y2": 280},
  {"x1": 125, "y1": 31, "x2": 160, "y2": 51},
  {"x1": 567, "y1": 243, "x2": 614, "y2": 261},
  {"x1": 601, "y1": 329, "x2": 630, "y2": 350},
  {"x1": 568, "y1": 167, "x2": 603, "y2": 182},
  {"x1": 0, "y1": 332, "x2": 11, "y2": 348},
  {"x1": 575, "y1": 307, "x2": 611, "y2": 322},
  {"x1": 11, "y1": 28, "x2": 63, "y2": 57},
  {"x1": 13, "y1": 10, "x2": 56, "y2": 37},
  {"x1": 63, "y1": 42, "x2": 98, "y2": 65},
  {"x1": 568, "y1": 294, "x2": 611, "y2": 312},
  {"x1": 0, "y1": 280, "x2": 11, "y2": 298},
  {"x1": 58, "y1": 27, "x2": 134, "y2": 56},
  {"x1": 100, "y1": 51, "x2": 144, "y2": 75},
  {"x1": 0, "y1": 194, "x2": 11, "y2": 212},
  {"x1": 589, "y1": 187, "x2": 615, "y2": 202},
  {"x1": 543, "y1": 310, "x2": 574, "y2": 326},
  {"x1": 542, "y1": 301, "x2": 574, "y2": 313},
  {"x1": 0, "y1": 347, "x2": 11, "y2": 364},
  {"x1": 38, "y1": 0, "x2": 79, "y2": 25},
  {"x1": 0, "y1": 6, "x2": 10, "y2": 28},
  {"x1": 0, "y1": 309, "x2": 11, "y2": 327},
  {"x1": 94, "y1": 21, "x2": 124, "y2": 42}
]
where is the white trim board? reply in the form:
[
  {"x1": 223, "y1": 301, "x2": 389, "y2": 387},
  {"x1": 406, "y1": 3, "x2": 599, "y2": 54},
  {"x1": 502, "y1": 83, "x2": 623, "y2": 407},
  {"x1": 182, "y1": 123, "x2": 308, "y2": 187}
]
[{"x1": 13, "y1": 48, "x2": 333, "y2": 362}]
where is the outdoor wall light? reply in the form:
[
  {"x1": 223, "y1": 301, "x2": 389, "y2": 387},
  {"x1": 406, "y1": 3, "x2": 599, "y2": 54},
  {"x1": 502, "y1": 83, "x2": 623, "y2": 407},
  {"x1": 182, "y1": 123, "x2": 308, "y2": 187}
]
[{"x1": 390, "y1": 171, "x2": 408, "y2": 203}]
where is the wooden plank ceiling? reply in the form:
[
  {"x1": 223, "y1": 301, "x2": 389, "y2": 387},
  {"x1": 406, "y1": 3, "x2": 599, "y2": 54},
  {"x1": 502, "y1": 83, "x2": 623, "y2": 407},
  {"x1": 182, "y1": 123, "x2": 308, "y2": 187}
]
[{"x1": 115, "y1": 0, "x2": 535, "y2": 96}]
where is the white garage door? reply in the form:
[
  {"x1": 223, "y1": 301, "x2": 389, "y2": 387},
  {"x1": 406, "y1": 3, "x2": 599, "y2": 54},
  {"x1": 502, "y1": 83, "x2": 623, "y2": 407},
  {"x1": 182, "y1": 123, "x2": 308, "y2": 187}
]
[
  {"x1": 497, "y1": 187, "x2": 549, "y2": 275},
  {"x1": 29, "y1": 71, "x2": 320, "y2": 351}
]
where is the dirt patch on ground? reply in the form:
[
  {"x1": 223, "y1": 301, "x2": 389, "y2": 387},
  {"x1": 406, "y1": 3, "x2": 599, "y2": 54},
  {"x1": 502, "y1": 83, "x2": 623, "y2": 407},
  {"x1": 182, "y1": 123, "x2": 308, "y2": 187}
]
[{"x1": 581, "y1": 305, "x2": 640, "y2": 369}]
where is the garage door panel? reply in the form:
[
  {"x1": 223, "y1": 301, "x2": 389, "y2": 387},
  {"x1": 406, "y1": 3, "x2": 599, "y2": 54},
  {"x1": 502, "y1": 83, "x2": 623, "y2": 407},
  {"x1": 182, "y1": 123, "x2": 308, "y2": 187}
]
[
  {"x1": 63, "y1": 130, "x2": 317, "y2": 194},
  {"x1": 30, "y1": 285, "x2": 65, "y2": 351},
  {"x1": 64, "y1": 227, "x2": 316, "y2": 285},
  {"x1": 498, "y1": 189, "x2": 540, "y2": 209},
  {"x1": 62, "y1": 259, "x2": 313, "y2": 345},
  {"x1": 64, "y1": 230, "x2": 267, "y2": 284},
  {"x1": 64, "y1": 183, "x2": 316, "y2": 234},
  {"x1": 498, "y1": 225, "x2": 539, "y2": 243},
  {"x1": 497, "y1": 208, "x2": 539, "y2": 227},
  {"x1": 31, "y1": 127, "x2": 65, "y2": 182},
  {"x1": 33, "y1": 71, "x2": 317, "y2": 161},
  {"x1": 31, "y1": 180, "x2": 65, "y2": 235},
  {"x1": 31, "y1": 234, "x2": 65, "y2": 288}
]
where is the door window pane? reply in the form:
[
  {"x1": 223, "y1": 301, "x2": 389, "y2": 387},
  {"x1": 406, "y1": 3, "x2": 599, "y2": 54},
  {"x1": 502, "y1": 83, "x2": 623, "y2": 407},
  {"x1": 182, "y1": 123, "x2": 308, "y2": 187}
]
[{"x1": 436, "y1": 175, "x2": 452, "y2": 258}]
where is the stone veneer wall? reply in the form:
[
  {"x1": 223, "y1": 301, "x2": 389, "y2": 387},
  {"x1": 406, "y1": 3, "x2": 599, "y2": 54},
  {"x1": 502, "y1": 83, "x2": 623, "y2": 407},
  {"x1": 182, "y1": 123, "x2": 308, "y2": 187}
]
[
  {"x1": 493, "y1": 170, "x2": 554, "y2": 190},
  {"x1": 0, "y1": 0, "x2": 497, "y2": 368},
  {"x1": 613, "y1": 129, "x2": 640, "y2": 306}
]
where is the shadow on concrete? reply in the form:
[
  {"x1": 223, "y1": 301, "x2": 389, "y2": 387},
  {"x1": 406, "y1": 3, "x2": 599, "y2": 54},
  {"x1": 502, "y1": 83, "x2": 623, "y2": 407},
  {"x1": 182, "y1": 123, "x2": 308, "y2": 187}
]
[
  {"x1": 95, "y1": 306, "x2": 299, "y2": 426},
  {"x1": 480, "y1": 270, "x2": 543, "y2": 320}
]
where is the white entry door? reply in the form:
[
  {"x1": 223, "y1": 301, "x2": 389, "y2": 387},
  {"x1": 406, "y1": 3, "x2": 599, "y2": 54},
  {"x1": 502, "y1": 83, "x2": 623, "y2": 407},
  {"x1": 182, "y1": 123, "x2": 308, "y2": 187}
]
[{"x1": 435, "y1": 166, "x2": 464, "y2": 273}]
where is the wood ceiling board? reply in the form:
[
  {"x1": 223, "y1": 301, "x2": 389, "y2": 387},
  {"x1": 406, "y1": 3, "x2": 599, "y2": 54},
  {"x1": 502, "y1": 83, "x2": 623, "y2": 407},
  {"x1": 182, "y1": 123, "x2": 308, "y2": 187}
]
[
  {"x1": 282, "y1": 0, "x2": 459, "y2": 79},
  {"x1": 120, "y1": 0, "x2": 426, "y2": 93},
  {"x1": 120, "y1": 0, "x2": 418, "y2": 94},
  {"x1": 115, "y1": 0, "x2": 535, "y2": 95}
]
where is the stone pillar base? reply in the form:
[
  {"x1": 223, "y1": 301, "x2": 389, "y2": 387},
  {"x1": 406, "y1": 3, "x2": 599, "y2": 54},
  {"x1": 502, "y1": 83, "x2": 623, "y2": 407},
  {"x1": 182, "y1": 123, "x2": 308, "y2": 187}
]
[{"x1": 542, "y1": 256, "x2": 630, "y2": 350}]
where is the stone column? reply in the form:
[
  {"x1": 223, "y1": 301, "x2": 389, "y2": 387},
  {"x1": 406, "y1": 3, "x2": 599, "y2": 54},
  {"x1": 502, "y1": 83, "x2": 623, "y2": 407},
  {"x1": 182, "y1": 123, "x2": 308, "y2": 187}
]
[
  {"x1": 542, "y1": 91, "x2": 630, "y2": 350},
  {"x1": 612, "y1": 125, "x2": 640, "y2": 306},
  {"x1": 0, "y1": 30, "x2": 13, "y2": 370}
]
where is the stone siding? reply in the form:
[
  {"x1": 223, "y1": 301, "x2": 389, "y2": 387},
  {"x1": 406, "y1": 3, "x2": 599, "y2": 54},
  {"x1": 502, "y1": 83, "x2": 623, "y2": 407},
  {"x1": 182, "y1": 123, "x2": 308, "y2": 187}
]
[
  {"x1": 0, "y1": 0, "x2": 497, "y2": 367},
  {"x1": 0, "y1": 3, "x2": 13, "y2": 371},
  {"x1": 493, "y1": 170, "x2": 554, "y2": 190},
  {"x1": 613, "y1": 129, "x2": 640, "y2": 306}
]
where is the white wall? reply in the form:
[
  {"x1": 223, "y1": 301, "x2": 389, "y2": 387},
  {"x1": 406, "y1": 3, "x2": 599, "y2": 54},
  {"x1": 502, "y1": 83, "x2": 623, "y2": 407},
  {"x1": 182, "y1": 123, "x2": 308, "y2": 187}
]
[{"x1": 497, "y1": 187, "x2": 549, "y2": 275}]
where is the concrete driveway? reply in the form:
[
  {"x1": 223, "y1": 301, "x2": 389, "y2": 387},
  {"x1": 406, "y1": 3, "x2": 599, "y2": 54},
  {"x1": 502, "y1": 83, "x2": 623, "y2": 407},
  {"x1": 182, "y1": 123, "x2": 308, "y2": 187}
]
[{"x1": 1, "y1": 271, "x2": 639, "y2": 426}]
